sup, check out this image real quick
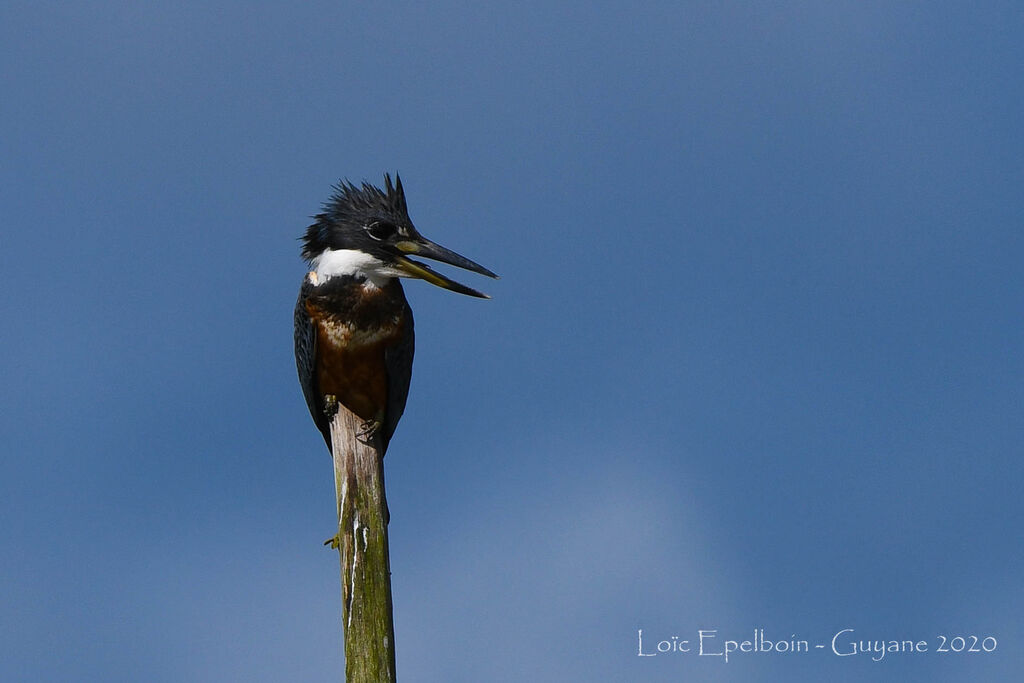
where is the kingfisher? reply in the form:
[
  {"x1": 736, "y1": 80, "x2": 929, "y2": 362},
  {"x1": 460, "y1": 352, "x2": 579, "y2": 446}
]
[{"x1": 294, "y1": 174, "x2": 496, "y2": 455}]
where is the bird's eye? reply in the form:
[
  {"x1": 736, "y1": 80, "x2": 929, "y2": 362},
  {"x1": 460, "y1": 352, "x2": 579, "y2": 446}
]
[{"x1": 366, "y1": 221, "x2": 397, "y2": 241}]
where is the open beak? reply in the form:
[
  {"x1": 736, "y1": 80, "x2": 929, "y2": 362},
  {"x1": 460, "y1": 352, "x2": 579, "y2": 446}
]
[{"x1": 393, "y1": 237, "x2": 498, "y2": 298}]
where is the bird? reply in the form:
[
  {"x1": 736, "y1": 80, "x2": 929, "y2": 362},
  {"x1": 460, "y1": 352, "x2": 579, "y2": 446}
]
[{"x1": 294, "y1": 173, "x2": 496, "y2": 456}]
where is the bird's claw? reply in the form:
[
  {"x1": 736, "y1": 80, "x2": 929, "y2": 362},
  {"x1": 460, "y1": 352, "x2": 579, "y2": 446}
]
[
  {"x1": 357, "y1": 418, "x2": 382, "y2": 443},
  {"x1": 322, "y1": 394, "x2": 340, "y2": 419}
]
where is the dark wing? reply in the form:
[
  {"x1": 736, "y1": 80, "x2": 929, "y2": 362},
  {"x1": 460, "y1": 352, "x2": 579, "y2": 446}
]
[
  {"x1": 381, "y1": 298, "x2": 414, "y2": 454},
  {"x1": 294, "y1": 278, "x2": 331, "y2": 452}
]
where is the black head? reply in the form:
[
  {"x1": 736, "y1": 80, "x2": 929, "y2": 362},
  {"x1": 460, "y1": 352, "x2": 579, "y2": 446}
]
[
  {"x1": 301, "y1": 174, "x2": 413, "y2": 261},
  {"x1": 301, "y1": 174, "x2": 497, "y2": 297}
]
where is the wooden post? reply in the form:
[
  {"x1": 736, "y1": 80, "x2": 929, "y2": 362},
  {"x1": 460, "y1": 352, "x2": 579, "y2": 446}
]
[{"x1": 328, "y1": 405, "x2": 397, "y2": 682}]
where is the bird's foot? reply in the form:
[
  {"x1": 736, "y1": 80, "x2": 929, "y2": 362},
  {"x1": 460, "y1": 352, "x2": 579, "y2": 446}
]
[
  {"x1": 324, "y1": 533, "x2": 341, "y2": 550},
  {"x1": 322, "y1": 394, "x2": 339, "y2": 419},
  {"x1": 357, "y1": 418, "x2": 382, "y2": 444}
]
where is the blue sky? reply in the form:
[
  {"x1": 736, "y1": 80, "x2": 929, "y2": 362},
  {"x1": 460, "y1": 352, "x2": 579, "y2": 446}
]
[{"x1": 2, "y1": 2, "x2": 1022, "y2": 681}]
